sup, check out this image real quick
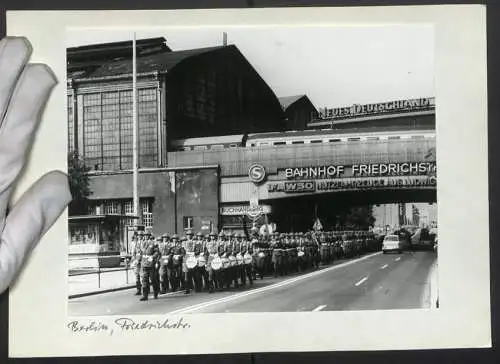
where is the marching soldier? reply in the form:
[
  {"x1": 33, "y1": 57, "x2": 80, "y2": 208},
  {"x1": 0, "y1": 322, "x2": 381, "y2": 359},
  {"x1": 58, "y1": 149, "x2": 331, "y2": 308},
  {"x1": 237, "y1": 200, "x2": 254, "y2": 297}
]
[
  {"x1": 193, "y1": 232, "x2": 205, "y2": 292},
  {"x1": 205, "y1": 232, "x2": 219, "y2": 293},
  {"x1": 130, "y1": 232, "x2": 142, "y2": 296},
  {"x1": 158, "y1": 234, "x2": 170, "y2": 294},
  {"x1": 240, "y1": 233, "x2": 254, "y2": 285},
  {"x1": 225, "y1": 233, "x2": 238, "y2": 289},
  {"x1": 182, "y1": 231, "x2": 196, "y2": 294},
  {"x1": 139, "y1": 233, "x2": 160, "y2": 301},
  {"x1": 170, "y1": 234, "x2": 184, "y2": 291}
]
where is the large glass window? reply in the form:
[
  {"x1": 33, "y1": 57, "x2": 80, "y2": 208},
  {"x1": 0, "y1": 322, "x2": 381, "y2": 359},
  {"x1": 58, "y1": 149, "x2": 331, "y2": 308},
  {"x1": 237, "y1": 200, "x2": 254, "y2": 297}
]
[{"x1": 80, "y1": 88, "x2": 158, "y2": 171}]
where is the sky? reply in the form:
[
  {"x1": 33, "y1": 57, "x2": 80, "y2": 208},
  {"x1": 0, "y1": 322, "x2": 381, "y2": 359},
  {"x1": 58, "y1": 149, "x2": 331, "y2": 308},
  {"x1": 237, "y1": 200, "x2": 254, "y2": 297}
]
[{"x1": 67, "y1": 25, "x2": 434, "y2": 109}]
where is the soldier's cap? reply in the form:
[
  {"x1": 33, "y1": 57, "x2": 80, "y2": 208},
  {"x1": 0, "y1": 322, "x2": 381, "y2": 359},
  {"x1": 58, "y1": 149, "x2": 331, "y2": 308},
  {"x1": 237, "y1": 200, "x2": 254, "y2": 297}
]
[
  {"x1": 210, "y1": 232, "x2": 217, "y2": 236},
  {"x1": 196, "y1": 232, "x2": 203, "y2": 237},
  {"x1": 218, "y1": 231, "x2": 225, "y2": 237},
  {"x1": 181, "y1": 236, "x2": 187, "y2": 241},
  {"x1": 186, "y1": 230, "x2": 193, "y2": 235},
  {"x1": 252, "y1": 238, "x2": 258, "y2": 243},
  {"x1": 156, "y1": 236, "x2": 162, "y2": 241},
  {"x1": 162, "y1": 234, "x2": 170, "y2": 239}
]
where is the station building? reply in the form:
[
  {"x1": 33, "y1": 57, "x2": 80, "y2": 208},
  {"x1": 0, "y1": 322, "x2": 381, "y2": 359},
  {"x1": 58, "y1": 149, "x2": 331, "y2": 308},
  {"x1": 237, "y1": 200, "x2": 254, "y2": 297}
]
[{"x1": 67, "y1": 37, "x2": 436, "y2": 254}]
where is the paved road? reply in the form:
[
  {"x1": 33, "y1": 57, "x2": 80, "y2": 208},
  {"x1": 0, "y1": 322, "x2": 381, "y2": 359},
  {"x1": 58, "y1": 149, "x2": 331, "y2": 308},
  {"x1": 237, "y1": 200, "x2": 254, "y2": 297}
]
[{"x1": 68, "y1": 250, "x2": 437, "y2": 316}]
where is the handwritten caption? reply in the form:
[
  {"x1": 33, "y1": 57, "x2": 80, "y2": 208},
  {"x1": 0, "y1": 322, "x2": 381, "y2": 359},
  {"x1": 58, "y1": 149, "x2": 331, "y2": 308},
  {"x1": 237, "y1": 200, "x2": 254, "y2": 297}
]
[{"x1": 68, "y1": 317, "x2": 191, "y2": 336}]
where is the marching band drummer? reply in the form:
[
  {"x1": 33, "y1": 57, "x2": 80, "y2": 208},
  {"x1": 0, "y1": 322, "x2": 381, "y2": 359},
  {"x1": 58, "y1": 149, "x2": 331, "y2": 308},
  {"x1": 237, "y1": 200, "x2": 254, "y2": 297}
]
[
  {"x1": 170, "y1": 234, "x2": 184, "y2": 292},
  {"x1": 240, "y1": 233, "x2": 254, "y2": 286},
  {"x1": 224, "y1": 233, "x2": 238, "y2": 289},
  {"x1": 205, "y1": 232, "x2": 220, "y2": 293},
  {"x1": 158, "y1": 234, "x2": 170, "y2": 294},
  {"x1": 182, "y1": 231, "x2": 196, "y2": 294}
]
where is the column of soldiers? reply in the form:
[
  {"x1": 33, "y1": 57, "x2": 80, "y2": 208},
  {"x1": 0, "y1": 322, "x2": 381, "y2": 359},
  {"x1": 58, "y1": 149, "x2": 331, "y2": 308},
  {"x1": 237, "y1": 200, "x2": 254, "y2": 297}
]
[{"x1": 129, "y1": 229, "x2": 378, "y2": 301}]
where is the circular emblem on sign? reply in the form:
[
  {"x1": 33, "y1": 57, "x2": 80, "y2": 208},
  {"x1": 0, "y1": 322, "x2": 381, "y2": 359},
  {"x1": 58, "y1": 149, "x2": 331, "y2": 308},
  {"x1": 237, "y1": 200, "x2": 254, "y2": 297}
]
[{"x1": 248, "y1": 164, "x2": 266, "y2": 184}]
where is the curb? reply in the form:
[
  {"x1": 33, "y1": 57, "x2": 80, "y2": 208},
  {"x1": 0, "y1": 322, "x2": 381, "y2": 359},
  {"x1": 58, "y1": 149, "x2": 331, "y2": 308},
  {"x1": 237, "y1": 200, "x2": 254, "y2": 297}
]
[{"x1": 69, "y1": 285, "x2": 136, "y2": 300}]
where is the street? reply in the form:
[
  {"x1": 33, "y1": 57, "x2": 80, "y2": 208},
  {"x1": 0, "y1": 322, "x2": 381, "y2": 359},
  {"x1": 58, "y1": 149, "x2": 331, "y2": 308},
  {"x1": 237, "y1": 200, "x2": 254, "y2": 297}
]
[{"x1": 68, "y1": 250, "x2": 437, "y2": 316}]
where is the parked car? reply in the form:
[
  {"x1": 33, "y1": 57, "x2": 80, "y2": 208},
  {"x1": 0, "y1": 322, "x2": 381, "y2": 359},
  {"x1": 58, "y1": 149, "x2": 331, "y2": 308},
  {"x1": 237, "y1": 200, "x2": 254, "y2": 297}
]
[{"x1": 382, "y1": 234, "x2": 406, "y2": 254}]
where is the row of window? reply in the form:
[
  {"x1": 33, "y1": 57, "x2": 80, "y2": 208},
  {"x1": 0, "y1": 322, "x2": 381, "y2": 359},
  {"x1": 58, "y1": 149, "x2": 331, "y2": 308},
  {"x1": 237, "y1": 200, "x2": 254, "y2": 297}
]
[
  {"x1": 249, "y1": 134, "x2": 433, "y2": 147},
  {"x1": 87, "y1": 199, "x2": 154, "y2": 228}
]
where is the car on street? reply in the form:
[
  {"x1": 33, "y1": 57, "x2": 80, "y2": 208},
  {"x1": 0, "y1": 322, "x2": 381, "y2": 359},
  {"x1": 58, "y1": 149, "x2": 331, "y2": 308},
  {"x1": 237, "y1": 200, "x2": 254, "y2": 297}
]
[{"x1": 382, "y1": 234, "x2": 406, "y2": 254}]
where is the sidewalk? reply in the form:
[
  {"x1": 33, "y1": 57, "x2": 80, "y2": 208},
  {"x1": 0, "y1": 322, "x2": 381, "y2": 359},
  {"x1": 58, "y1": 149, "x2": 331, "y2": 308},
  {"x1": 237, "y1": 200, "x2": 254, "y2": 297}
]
[{"x1": 68, "y1": 268, "x2": 136, "y2": 299}]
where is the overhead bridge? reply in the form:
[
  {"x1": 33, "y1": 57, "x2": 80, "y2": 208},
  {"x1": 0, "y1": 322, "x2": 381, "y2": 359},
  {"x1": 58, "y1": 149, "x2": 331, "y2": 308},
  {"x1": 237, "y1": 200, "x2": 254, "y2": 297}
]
[{"x1": 167, "y1": 137, "x2": 436, "y2": 205}]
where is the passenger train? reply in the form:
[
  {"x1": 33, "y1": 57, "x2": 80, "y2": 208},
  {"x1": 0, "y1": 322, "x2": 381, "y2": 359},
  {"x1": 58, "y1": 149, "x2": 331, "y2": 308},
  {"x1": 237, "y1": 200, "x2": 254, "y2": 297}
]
[{"x1": 170, "y1": 126, "x2": 435, "y2": 152}]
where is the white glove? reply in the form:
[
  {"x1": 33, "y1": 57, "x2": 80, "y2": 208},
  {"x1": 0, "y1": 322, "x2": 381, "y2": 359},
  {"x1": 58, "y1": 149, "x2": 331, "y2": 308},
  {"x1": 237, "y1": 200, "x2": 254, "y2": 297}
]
[{"x1": 0, "y1": 37, "x2": 71, "y2": 294}]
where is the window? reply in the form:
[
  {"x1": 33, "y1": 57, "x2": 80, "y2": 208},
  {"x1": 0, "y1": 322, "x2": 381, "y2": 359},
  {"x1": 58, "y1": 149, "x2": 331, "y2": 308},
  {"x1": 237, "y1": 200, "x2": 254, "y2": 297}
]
[
  {"x1": 183, "y1": 147, "x2": 192, "y2": 151},
  {"x1": 273, "y1": 141, "x2": 286, "y2": 146},
  {"x1": 388, "y1": 136, "x2": 400, "y2": 140},
  {"x1": 81, "y1": 88, "x2": 158, "y2": 171},
  {"x1": 183, "y1": 216, "x2": 194, "y2": 230},
  {"x1": 348, "y1": 137, "x2": 360, "y2": 142},
  {"x1": 411, "y1": 135, "x2": 425, "y2": 139},
  {"x1": 210, "y1": 144, "x2": 224, "y2": 150},
  {"x1": 292, "y1": 140, "x2": 304, "y2": 144},
  {"x1": 367, "y1": 137, "x2": 380, "y2": 141},
  {"x1": 141, "y1": 199, "x2": 153, "y2": 228},
  {"x1": 194, "y1": 145, "x2": 208, "y2": 150},
  {"x1": 104, "y1": 200, "x2": 120, "y2": 215},
  {"x1": 310, "y1": 140, "x2": 323, "y2": 144},
  {"x1": 329, "y1": 139, "x2": 341, "y2": 142},
  {"x1": 229, "y1": 143, "x2": 238, "y2": 148},
  {"x1": 124, "y1": 200, "x2": 134, "y2": 215}
]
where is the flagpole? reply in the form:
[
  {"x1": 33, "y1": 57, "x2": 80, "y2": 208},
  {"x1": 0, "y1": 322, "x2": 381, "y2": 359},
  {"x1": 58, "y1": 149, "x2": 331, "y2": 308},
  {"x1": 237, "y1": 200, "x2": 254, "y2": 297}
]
[{"x1": 132, "y1": 32, "x2": 139, "y2": 223}]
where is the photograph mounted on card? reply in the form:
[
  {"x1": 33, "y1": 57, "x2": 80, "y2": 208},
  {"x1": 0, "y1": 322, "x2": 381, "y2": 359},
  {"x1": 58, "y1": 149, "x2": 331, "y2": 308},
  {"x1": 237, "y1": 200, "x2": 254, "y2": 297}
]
[{"x1": 6, "y1": 5, "x2": 490, "y2": 358}]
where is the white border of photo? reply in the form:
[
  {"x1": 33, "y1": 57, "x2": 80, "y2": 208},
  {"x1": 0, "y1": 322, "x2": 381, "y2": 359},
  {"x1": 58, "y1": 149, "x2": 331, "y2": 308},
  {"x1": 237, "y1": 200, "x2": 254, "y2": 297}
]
[{"x1": 7, "y1": 5, "x2": 489, "y2": 357}]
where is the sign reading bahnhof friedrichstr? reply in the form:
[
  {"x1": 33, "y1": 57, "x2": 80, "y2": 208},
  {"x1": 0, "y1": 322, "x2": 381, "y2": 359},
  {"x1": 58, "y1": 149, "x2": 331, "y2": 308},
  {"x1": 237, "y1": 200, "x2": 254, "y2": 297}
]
[{"x1": 267, "y1": 162, "x2": 437, "y2": 194}]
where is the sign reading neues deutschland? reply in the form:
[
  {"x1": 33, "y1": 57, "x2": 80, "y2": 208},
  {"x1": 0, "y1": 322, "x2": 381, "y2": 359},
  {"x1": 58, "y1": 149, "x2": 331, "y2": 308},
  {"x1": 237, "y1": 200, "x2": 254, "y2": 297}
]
[
  {"x1": 318, "y1": 97, "x2": 435, "y2": 120},
  {"x1": 268, "y1": 162, "x2": 437, "y2": 194}
]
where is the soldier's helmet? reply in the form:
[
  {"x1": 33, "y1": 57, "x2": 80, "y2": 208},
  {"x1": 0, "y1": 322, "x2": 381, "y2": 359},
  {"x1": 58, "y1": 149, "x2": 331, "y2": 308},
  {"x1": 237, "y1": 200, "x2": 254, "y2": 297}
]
[
  {"x1": 196, "y1": 232, "x2": 203, "y2": 238},
  {"x1": 181, "y1": 236, "x2": 187, "y2": 241},
  {"x1": 186, "y1": 229, "x2": 193, "y2": 236},
  {"x1": 210, "y1": 232, "x2": 217, "y2": 237},
  {"x1": 218, "y1": 231, "x2": 225, "y2": 238},
  {"x1": 172, "y1": 234, "x2": 179, "y2": 240},
  {"x1": 252, "y1": 238, "x2": 258, "y2": 244},
  {"x1": 156, "y1": 236, "x2": 162, "y2": 242}
]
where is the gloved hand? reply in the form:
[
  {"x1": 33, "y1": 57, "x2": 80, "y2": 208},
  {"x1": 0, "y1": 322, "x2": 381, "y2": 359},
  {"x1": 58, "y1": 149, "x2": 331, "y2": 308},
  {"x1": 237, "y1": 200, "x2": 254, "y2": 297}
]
[{"x1": 0, "y1": 37, "x2": 72, "y2": 294}]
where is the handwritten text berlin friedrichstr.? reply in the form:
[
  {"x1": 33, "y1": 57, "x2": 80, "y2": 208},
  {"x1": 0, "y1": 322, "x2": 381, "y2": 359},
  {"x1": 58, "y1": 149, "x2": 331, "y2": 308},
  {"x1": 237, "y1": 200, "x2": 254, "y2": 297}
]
[{"x1": 67, "y1": 317, "x2": 191, "y2": 336}]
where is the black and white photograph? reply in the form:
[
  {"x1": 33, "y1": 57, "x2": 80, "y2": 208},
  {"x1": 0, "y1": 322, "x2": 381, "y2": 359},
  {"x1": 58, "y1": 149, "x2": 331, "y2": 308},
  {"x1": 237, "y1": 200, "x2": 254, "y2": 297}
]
[{"x1": 66, "y1": 25, "x2": 438, "y2": 317}]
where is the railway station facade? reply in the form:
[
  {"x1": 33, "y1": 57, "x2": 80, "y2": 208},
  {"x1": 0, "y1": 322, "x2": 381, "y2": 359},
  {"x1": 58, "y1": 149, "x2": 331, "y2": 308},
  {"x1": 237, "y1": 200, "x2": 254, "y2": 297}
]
[{"x1": 67, "y1": 37, "x2": 436, "y2": 251}]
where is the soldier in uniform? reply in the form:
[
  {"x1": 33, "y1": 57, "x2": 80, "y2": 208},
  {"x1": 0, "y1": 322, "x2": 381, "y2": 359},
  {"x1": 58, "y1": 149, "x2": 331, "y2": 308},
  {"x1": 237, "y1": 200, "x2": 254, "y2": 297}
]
[
  {"x1": 224, "y1": 233, "x2": 238, "y2": 289},
  {"x1": 170, "y1": 234, "x2": 183, "y2": 291},
  {"x1": 205, "y1": 232, "x2": 219, "y2": 293},
  {"x1": 240, "y1": 233, "x2": 254, "y2": 285},
  {"x1": 139, "y1": 233, "x2": 160, "y2": 301},
  {"x1": 182, "y1": 231, "x2": 196, "y2": 294},
  {"x1": 158, "y1": 234, "x2": 170, "y2": 294},
  {"x1": 193, "y1": 232, "x2": 205, "y2": 292},
  {"x1": 130, "y1": 232, "x2": 142, "y2": 296},
  {"x1": 217, "y1": 232, "x2": 227, "y2": 289}
]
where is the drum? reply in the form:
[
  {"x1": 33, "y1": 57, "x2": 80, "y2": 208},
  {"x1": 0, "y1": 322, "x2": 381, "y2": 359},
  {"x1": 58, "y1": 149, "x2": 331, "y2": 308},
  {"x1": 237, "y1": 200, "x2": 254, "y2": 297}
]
[
  {"x1": 173, "y1": 254, "x2": 181, "y2": 266},
  {"x1": 229, "y1": 255, "x2": 237, "y2": 267},
  {"x1": 186, "y1": 255, "x2": 197, "y2": 269},
  {"x1": 162, "y1": 255, "x2": 170, "y2": 265},
  {"x1": 244, "y1": 253, "x2": 253, "y2": 265},
  {"x1": 258, "y1": 252, "x2": 266, "y2": 258},
  {"x1": 211, "y1": 256, "x2": 222, "y2": 270},
  {"x1": 197, "y1": 255, "x2": 206, "y2": 267},
  {"x1": 221, "y1": 257, "x2": 230, "y2": 269},
  {"x1": 298, "y1": 251, "x2": 305, "y2": 257},
  {"x1": 236, "y1": 253, "x2": 244, "y2": 265}
]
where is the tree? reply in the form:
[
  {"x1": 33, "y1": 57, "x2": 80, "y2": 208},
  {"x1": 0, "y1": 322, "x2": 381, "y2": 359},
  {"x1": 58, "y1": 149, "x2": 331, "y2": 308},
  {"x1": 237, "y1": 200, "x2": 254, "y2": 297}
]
[
  {"x1": 68, "y1": 151, "x2": 92, "y2": 215},
  {"x1": 341, "y1": 206, "x2": 376, "y2": 230}
]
